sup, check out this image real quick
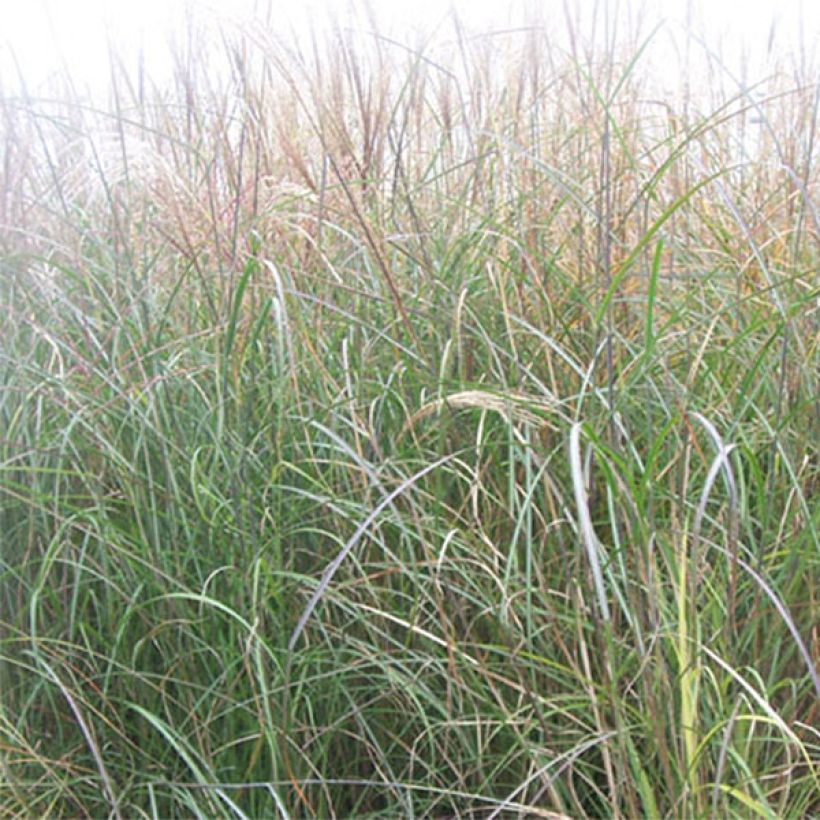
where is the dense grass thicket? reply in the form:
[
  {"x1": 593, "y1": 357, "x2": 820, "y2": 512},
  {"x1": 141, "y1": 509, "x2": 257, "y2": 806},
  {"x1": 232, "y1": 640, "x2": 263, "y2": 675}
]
[{"x1": 1, "y1": 3, "x2": 818, "y2": 816}]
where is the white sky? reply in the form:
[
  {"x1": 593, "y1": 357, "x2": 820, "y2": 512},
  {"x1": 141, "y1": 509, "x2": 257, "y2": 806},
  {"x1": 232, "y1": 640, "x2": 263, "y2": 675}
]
[{"x1": 0, "y1": 0, "x2": 817, "y2": 95}]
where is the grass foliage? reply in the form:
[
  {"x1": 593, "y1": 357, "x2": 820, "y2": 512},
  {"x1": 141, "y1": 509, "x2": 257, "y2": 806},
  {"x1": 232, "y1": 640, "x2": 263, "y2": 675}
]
[{"x1": 1, "y1": 3, "x2": 818, "y2": 816}]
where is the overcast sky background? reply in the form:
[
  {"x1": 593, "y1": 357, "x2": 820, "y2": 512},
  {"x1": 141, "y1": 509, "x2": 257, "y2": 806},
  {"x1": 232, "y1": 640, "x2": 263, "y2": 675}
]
[{"x1": 1, "y1": 0, "x2": 817, "y2": 96}]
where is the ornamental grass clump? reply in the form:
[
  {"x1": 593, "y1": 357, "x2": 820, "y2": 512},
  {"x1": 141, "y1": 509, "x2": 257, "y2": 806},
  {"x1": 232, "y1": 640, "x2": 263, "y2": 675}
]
[{"x1": 1, "y1": 2, "x2": 818, "y2": 816}]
